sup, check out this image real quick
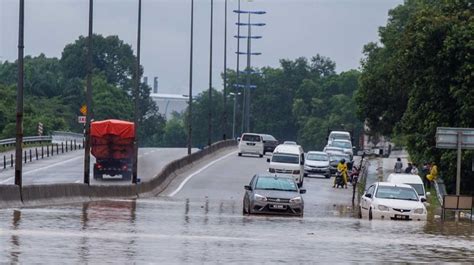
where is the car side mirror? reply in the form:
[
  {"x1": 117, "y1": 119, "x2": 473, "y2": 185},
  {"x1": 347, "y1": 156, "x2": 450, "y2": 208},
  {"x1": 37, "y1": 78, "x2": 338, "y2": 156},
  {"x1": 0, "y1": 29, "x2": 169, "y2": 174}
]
[
  {"x1": 244, "y1": 185, "x2": 252, "y2": 191},
  {"x1": 299, "y1": 189, "x2": 306, "y2": 194},
  {"x1": 426, "y1": 192, "x2": 431, "y2": 196},
  {"x1": 267, "y1": 158, "x2": 270, "y2": 163},
  {"x1": 421, "y1": 198, "x2": 427, "y2": 203},
  {"x1": 364, "y1": 193, "x2": 372, "y2": 198}
]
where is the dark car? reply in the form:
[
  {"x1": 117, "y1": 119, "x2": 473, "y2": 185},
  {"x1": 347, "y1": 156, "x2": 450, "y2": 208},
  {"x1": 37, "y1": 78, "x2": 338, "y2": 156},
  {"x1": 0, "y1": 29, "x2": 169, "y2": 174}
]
[
  {"x1": 260, "y1": 134, "x2": 279, "y2": 154},
  {"x1": 328, "y1": 153, "x2": 352, "y2": 174},
  {"x1": 243, "y1": 174, "x2": 305, "y2": 216}
]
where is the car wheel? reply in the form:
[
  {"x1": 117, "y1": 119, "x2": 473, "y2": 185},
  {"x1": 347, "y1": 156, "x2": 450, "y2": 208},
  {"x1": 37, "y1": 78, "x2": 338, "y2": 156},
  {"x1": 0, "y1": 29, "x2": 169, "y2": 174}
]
[
  {"x1": 325, "y1": 174, "x2": 331, "y2": 179},
  {"x1": 259, "y1": 154, "x2": 263, "y2": 158},
  {"x1": 369, "y1": 208, "x2": 373, "y2": 220},
  {"x1": 238, "y1": 152, "x2": 242, "y2": 157},
  {"x1": 303, "y1": 173, "x2": 308, "y2": 177},
  {"x1": 358, "y1": 206, "x2": 362, "y2": 219}
]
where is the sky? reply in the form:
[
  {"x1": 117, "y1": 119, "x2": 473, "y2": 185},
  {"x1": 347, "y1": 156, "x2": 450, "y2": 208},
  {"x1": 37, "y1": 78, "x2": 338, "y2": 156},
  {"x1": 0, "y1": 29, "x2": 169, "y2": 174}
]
[{"x1": 1, "y1": 0, "x2": 403, "y2": 95}]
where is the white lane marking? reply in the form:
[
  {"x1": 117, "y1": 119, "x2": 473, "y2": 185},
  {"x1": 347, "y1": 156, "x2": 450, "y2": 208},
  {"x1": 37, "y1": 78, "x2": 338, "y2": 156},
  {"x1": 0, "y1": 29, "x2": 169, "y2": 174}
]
[
  {"x1": 0, "y1": 177, "x2": 14, "y2": 184},
  {"x1": 23, "y1": 156, "x2": 82, "y2": 175},
  {"x1": 168, "y1": 151, "x2": 237, "y2": 197},
  {"x1": 75, "y1": 180, "x2": 81, "y2": 183}
]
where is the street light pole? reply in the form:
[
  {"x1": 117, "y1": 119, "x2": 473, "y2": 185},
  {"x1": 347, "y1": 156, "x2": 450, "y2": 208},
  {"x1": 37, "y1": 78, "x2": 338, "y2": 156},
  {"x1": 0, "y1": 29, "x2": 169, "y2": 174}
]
[
  {"x1": 235, "y1": 0, "x2": 241, "y2": 136},
  {"x1": 187, "y1": 0, "x2": 194, "y2": 155},
  {"x1": 222, "y1": 0, "x2": 228, "y2": 140},
  {"x1": 83, "y1": 0, "x2": 93, "y2": 185},
  {"x1": 230, "y1": 92, "x2": 240, "y2": 139},
  {"x1": 245, "y1": 13, "x2": 251, "y2": 132},
  {"x1": 14, "y1": 0, "x2": 25, "y2": 188},
  {"x1": 208, "y1": 0, "x2": 214, "y2": 147},
  {"x1": 132, "y1": 0, "x2": 142, "y2": 184}
]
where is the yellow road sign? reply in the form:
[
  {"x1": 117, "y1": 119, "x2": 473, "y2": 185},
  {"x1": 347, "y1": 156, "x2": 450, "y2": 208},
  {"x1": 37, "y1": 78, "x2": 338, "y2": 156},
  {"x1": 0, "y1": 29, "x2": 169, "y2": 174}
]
[{"x1": 80, "y1": 105, "x2": 87, "y2": 115}]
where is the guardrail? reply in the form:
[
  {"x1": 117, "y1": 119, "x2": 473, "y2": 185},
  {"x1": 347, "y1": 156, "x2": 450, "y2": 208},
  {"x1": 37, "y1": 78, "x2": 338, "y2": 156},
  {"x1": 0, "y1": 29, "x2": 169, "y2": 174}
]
[
  {"x1": 0, "y1": 131, "x2": 84, "y2": 148},
  {"x1": 0, "y1": 136, "x2": 52, "y2": 146},
  {"x1": 1, "y1": 140, "x2": 83, "y2": 171}
]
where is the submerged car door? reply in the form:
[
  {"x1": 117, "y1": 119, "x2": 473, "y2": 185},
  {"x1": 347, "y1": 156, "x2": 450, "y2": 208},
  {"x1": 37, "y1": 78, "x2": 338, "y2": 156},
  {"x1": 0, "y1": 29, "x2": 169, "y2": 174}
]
[{"x1": 361, "y1": 184, "x2": 375, "y2": 211}]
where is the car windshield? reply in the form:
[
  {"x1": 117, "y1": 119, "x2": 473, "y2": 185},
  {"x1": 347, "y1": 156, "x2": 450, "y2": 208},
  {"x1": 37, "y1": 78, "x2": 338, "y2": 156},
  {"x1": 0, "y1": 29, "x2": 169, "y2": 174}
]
[
  {"x1": 271, "y1": 154, "x2": 299, "y2": 164},
  {"x1": 331, "y1": 141, "x2": 351, "y2": 149},
  {"x1": 375, "y1": 186, "x2": 419, "y2": 201},
  {"x1": 330, "y1": 155, "x2": 349, "y2": 162},
  {"x1": 407, "y1": 183, "x2": 424, "y2": 196},
  {"x1": 261, "y1": 135, "x2": 276, "y2": 141},
  {"x1": 255, "y1": 176, "x2": 297, "y2": 191},
  {"x1": 242, "y1": 134, "x2": 260, "y2": 142},
  {"x1": 330, "y1": 133, "x2": 350, "y2": 141},
  {"x1": 307, "y1": 153, "x2": 328, "y2": 161}
]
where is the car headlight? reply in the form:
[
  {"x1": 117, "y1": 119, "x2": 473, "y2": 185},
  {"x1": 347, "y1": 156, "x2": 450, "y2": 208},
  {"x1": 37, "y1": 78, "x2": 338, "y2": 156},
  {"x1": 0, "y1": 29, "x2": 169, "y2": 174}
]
[
  {"x1": 254, "y1": 194, "x2": 267, "y2": 202},
  {"x1": 377, "y1": 205, "x2": 390, "y2": 211},
  {"x1": 290, "y1": 196, "x2": 302, "y2": 203},
  {"x1": 414, "y1": 208, "x2": 425, "y2": 214}
]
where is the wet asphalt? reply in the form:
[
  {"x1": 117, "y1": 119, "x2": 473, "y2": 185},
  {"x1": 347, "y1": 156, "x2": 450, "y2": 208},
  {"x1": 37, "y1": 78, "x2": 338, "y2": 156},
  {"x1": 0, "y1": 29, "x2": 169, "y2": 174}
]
[{"x1": 0, "y1": 148, "x2": 472, "y2": 263}]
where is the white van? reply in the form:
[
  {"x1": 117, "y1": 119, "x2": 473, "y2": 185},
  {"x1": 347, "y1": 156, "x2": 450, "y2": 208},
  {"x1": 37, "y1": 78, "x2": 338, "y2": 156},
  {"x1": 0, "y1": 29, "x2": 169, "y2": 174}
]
[
  {"x1": 267, "y1": 144, "x2": 305, "y2": 187},
  {"x1": 238, "y1": 133, "x2": 264, "y2": 157},
  {"x1": 386, "y1": 173, "x2": 428, "y2": 201}
]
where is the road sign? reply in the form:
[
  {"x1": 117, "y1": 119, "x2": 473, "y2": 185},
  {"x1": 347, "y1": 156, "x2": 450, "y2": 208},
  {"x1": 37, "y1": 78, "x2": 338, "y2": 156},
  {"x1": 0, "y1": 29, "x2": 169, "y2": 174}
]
[
  {"x1": 436, "y1": 127, "x2": 474, "y2": 149},
  {"x1": 80, "y1": 105, "x2": 87, "y2": 115},
  {"x1": 78, "y1": 116, "x2": 86, "y2": 124},
  {"x1": 435, "y1": 127, "x2": 474, "y2": 196}
]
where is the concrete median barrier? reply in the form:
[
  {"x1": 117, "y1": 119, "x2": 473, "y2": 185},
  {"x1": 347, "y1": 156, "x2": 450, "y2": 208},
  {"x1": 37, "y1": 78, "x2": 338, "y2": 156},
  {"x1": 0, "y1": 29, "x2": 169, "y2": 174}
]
[
  {"x1": 22, "y1": 183, "x2": 90, "y2": 207},
  {"x1": 0, "y1": 139, "x2": 236, "y2": 208},
  {"x1": 0, "y1": 185, "x2": 22, "y2": 208}
]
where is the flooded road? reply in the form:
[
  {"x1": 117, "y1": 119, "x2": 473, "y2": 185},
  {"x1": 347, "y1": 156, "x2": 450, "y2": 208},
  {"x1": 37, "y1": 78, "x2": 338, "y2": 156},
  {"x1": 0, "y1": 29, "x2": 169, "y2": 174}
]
[{"x1": 0, "y1": 152, "x2": 472, "y2": 263}]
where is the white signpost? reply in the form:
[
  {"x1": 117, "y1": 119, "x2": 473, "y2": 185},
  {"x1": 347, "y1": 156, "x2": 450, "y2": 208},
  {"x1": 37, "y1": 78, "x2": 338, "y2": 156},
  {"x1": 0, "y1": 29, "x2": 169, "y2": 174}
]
[
  {"x1": 78, "y1": 116, "x2": 86, "y2": 124},
  {"x1": 436, "y1": 127, "x2": 474, "y2": 195}
]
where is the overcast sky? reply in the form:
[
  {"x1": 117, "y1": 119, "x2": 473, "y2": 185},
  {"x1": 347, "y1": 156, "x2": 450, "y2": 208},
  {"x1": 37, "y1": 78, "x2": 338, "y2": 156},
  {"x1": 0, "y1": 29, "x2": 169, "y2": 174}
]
[{"x1": 1, "y1": 0, "x2": 402, "y2": 95}]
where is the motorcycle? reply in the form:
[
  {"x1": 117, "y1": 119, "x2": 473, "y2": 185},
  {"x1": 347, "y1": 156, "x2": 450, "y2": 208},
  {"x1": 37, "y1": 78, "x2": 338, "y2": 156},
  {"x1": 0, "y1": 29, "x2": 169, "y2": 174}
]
[
  {"x1": 335, "y1": 169, "x2": 345, "y2": 188},
  {"x1": 349, "y1": 166, "x2": 359, "y2": 186}
]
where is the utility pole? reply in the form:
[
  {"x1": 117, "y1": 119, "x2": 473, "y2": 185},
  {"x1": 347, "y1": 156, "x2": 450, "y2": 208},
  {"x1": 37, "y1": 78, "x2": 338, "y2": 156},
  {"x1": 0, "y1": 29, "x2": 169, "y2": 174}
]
[
  {"x1": 132, "y1": 0, "x2": 142, "y2": 184},
  {"x1": 14, "y1": 0, "x2": 25, "y2": 188},
  {"x1": 83, "y1": 0, "x2": 93, "y2": 185},
  {"x1": 187, "y1": 0, "x2": 194, "y2": 155},
  {"x1": 222, "y1": 0, "x2": 228, "y2": 140},
  {"x1": 245, "y1": 14, "x2": 251, "y2": 132},
  {"x1": 208, "y1": 0, "x2": 214, "y2": 147}
]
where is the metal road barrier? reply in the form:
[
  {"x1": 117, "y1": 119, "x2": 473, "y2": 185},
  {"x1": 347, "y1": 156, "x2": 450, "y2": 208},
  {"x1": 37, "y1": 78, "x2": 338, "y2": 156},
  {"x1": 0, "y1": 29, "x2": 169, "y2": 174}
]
[
  {"x1": 0, "y1": 136, "x2": 51, "y2": 147},
  {"x1": 0, "y1": 131, "x2": 84, "y2": 147}
]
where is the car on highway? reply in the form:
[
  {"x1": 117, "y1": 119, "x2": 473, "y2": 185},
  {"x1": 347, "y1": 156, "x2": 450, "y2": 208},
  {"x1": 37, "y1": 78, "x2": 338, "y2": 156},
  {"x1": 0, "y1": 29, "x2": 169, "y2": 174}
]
[
  {"x1": 359, "y1": 182, "x2": 427, "y2": 221},
  {"x1": 268, "y1": 144, "x2": 305, "y2": 187},
  {"x1": 304, "y1": 151, "x2": 331, "y2": 178},
  {"x1": 327, "y1": 131, "x2": 351, "y2": 145},
  {"x1": 243, "y1": 173, "x2": 305, "y2": 217},
  {"x1": 323, "y1": 146, "x2": 345, "y2": 156},
  {"x1": 328, "y1": 139, "x2": 354, "y2": 160},
  {"x1": 282, "y1": 141, "x2": 298, "y2": 145},
  {"x1": 328, "y1": 153, "x2": 351, "y2": 174},
  {"x1": 238, "y1": 133, "x2": 264, "y2": 158},
  {"x1": 260, "y1": 134, "x2": 279, "y2": 154},
  {"x1": 386, "y1": 173, "x2": 429, "y2": 201}
]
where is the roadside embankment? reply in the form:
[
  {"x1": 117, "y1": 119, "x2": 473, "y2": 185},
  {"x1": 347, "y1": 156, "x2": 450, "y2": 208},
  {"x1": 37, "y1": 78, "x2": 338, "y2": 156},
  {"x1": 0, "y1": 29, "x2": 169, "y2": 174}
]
[{"x1": 0, "y1": 140, "x2": 236, "y2": 208}]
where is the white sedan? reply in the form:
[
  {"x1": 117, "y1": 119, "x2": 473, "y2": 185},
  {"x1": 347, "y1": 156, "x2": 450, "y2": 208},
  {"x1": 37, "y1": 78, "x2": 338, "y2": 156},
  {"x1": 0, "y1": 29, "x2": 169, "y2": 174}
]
[{"x1": 359, "y1": 182, "x2": 427, "y2": 221}]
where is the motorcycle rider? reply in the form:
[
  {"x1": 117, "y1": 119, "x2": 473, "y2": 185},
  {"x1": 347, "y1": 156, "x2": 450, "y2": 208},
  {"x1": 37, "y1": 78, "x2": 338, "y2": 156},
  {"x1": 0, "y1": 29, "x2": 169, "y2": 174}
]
[{"x1": 333, "y1": 158, "x2": 348, "y2": 188}]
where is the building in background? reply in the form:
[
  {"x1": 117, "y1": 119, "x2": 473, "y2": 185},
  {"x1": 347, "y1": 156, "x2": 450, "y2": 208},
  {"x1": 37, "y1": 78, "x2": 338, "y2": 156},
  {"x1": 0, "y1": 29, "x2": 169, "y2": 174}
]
[{"x1": 151, "y1": 93, "x2": 188, "y2": 120}]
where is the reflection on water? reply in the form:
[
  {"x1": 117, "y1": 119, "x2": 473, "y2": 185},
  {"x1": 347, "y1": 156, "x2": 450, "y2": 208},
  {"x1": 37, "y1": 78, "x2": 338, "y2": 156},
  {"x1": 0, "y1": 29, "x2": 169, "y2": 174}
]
[{"x1": 0, "y1": 197, "x2": 472, "y2": 263}]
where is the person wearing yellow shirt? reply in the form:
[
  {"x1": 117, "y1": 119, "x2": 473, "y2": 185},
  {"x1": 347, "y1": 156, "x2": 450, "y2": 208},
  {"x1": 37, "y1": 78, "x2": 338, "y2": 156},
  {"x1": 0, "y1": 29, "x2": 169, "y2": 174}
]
[
  {"x1": 334, "y1": 159, "x2": 348, "y2": 188},
  {"x1": 427, "y1": 161, "x2": 438, "y2": 183}
]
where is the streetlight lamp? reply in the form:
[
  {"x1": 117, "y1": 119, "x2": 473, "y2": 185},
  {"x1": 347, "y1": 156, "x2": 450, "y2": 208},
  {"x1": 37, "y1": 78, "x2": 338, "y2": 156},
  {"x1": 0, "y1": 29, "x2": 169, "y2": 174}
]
[{"x1": 229, "y1": 92, "x2": 241, "y2": 139}]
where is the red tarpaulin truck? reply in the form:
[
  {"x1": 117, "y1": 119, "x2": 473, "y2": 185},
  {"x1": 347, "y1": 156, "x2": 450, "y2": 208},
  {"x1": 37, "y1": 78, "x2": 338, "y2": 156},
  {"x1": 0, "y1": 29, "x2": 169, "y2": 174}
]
[{"x1": 91, "y1": 119, "x2": 135, "y2": 180}]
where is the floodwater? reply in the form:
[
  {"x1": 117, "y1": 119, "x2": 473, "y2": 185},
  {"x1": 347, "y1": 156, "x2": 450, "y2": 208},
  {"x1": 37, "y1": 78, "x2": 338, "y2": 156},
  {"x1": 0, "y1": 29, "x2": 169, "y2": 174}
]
[{"x1": 0, "y1": 197, "x2": 472, "y2": 264}]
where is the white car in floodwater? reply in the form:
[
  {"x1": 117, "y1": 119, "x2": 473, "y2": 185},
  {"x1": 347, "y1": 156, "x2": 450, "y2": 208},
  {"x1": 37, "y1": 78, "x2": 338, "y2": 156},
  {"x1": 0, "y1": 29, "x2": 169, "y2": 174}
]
[{"x1": 359, "y1": 182, "x2": 427, "y2": 221}]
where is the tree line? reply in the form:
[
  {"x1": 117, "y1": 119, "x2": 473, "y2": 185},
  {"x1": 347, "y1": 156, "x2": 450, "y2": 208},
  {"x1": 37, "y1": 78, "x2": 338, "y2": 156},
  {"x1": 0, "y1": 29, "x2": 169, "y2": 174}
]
[{"x1": 356, "y1": 0, "x2": 473, "y2": 194}]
